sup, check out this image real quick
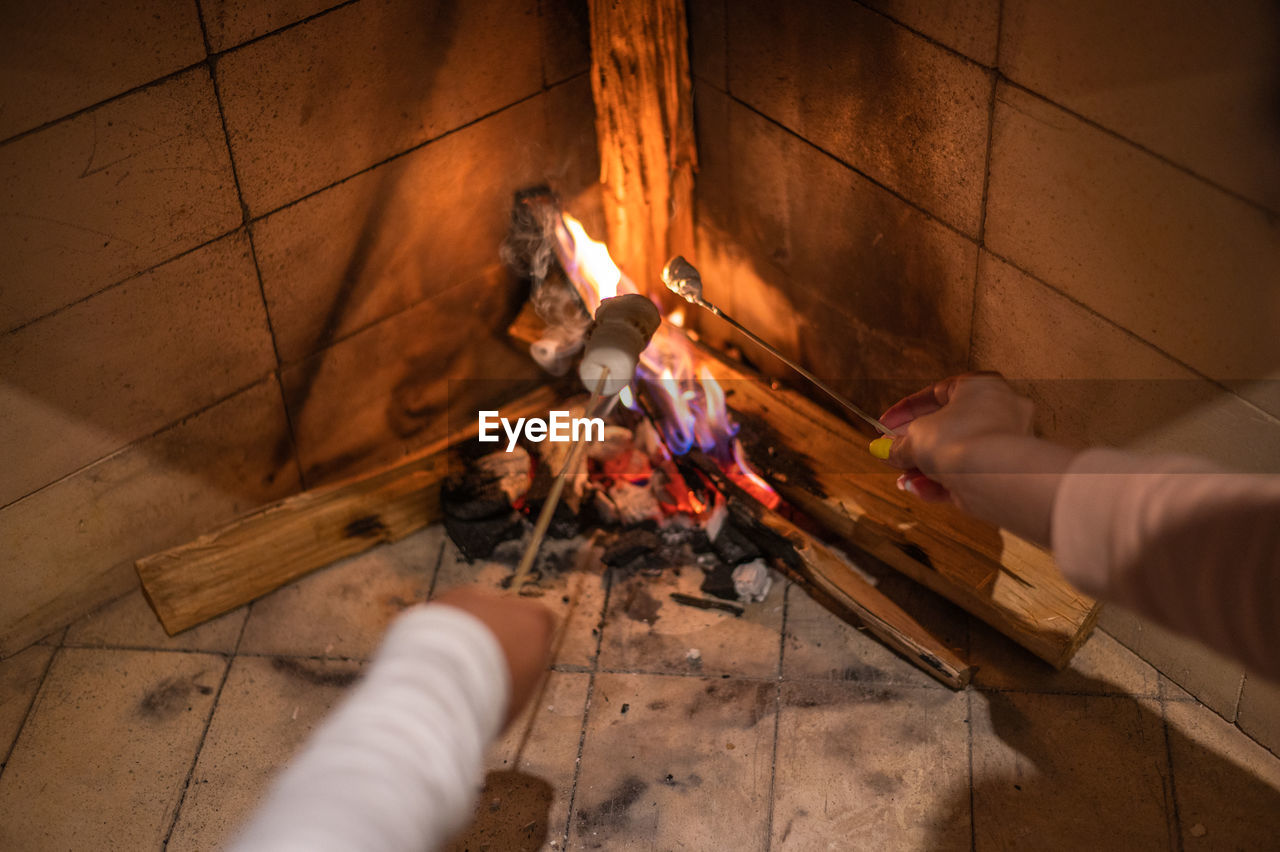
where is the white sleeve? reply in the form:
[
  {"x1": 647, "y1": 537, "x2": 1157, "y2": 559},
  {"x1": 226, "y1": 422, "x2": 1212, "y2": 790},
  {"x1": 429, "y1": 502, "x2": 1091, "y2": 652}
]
[{"x1": 232, "y1": 604, "x2": 510, "y2": 852}]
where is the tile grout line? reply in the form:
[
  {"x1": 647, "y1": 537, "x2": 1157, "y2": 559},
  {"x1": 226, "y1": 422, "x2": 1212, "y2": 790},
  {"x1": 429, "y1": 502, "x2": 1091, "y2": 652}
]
[
  {"x1": 0, "y1": 645, "x2": 62, "y2": 781},
  {"x1": 1158, "y1": 689, "x2": 1185, "y2": 852},
  {"x1": 560, "y1": 567, "x2": 614, "y2": 849},
  {"x1": 850, "y1": 0, "x2": 998, "y2": 72},
  {"x1": 966, "y1": 687, "x2": 977, "y2": 852},
  {"x1": 724, "y1": 94, "x2": 983, "y2": 243},
  {"x1": 763, "y1": 581, "x2": 791, "y2": 851},
  {"x1": 243, "y1": 79, "x2": 575, "y2": 222},
  {"x1": 967, "y1": 0, "x2": 1003, "y2": 368},
  {"x1": 995, "y1": 77, "x2": 1279, "y2": 220},
  {"x1": 979, "y1": 246, "x2": 1280, "y2": 425},
  {"x1": 5, "y1": 225, "x2": 242, "y2": 336},
  {"x1": 0, "y1": 372, "x2": 278, "y2": 513},
  {"x1": 193, "y1": 0, "x2": 305, "y2": 489},
  {"x1": 162, "y1": 604, "x2": 253, "y2": 848},
  {"x1": 0, "y1": 0, "x2": 362, "y2": 151}
]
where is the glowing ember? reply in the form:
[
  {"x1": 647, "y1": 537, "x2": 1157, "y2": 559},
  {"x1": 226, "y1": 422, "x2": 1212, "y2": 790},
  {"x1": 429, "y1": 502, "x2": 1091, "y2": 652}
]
[{"x1": 558, "y1": 214, "x2": 623, "y2": 311}]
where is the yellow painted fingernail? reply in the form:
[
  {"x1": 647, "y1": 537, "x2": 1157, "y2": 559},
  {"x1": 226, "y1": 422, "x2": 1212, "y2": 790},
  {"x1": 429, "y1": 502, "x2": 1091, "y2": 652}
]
[{"x1": 868, "y1": 436, "x2": 894, "y2": 460}]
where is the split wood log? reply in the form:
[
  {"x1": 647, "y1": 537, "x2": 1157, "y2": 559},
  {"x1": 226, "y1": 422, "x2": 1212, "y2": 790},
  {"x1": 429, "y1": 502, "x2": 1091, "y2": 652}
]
[
  {"x1": 508, "y1": 304, "x2": 1097, "y2": 667},
  {"x1": 587, "y1": 0, "x2": 696, "y2": 297},
  {"x1": 685, "y1": 449, "x2": 972, "y2": 689},
  {"x1": 695, "y1": 343, "x2": 1100, "y2": 668},
  {"x1": 136, "y1": 385, "x2": 561, "y2": 635}
]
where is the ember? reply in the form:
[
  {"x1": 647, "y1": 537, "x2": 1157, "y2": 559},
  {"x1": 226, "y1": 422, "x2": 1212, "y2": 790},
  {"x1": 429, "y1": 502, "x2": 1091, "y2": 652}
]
[{"x1": 442, "y1": 194, "x2": 783, "y2": 607}]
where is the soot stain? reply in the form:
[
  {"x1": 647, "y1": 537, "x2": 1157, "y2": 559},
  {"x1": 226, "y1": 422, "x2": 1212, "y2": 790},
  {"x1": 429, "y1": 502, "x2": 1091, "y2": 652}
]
[
  {"x1": 576, "y1": 775, "x2": 648, "y2": 834},
  {"x1": 685, "y1": 680, "x2": 775, "y2": 728},
  {"x1": 344, "y1": 515, "x2": 389, "y2": 539},
  {"x1": 731, "y1": 410, "x2": 825, "y2": 499},
  {"x1": 864, "y1": 771, "x2": 901, "y2": 795},
  {"x1": 623, "y1": 585, "x2": 662, "y2": 626},
  {"x1": 139, "y1": 676, "x2": 201, "y2": 718},
  {"x1": 271, "y1": 657, "x2": 360, "y2": 688}
]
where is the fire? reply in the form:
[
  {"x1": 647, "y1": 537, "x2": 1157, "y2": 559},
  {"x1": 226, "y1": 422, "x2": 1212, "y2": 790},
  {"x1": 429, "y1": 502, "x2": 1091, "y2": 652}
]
[
  {"x1": 558, "y1": 214, "x2": 623, "y2": 310},
  {"x1": 552, "y1": 214, "x2": 780, "y2": 513}
]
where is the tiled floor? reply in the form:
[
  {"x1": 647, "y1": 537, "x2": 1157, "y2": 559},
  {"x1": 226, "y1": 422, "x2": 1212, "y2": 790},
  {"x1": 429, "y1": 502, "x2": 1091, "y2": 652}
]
[{"x1": 2, "y1": 525, "x2": 1279, "y2": 851}]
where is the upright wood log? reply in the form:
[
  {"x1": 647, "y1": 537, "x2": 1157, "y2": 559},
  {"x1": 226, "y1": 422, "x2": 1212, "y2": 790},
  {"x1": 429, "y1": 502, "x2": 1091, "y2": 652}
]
[{"x1": 588, "y1": 0, "x2": 696, "y2": 295}]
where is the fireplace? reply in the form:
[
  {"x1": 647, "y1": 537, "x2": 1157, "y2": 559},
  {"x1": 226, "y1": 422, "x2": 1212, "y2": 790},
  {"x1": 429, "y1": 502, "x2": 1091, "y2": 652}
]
[{"x1": 3, "y1": 0, "x2": 1280, "y2": 756}]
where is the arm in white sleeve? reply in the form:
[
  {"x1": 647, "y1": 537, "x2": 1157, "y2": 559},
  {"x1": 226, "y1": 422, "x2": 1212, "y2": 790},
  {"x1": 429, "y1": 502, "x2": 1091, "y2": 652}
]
[
  {"x1": 232, "y1": 604, "x2": 510, "y2": 852},
  {"x1": 1052, "y1": 448, "x2": 1280, "y2": 681}
]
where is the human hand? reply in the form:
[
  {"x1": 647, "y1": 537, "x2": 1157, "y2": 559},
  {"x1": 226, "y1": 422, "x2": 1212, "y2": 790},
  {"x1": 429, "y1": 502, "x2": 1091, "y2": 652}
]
[
  {"x1": 432, "y1": 588, "x2": 557, "y2": 727},
  {"x1": 874, "y1": 373, "x2": 1035, "y2": 505}
]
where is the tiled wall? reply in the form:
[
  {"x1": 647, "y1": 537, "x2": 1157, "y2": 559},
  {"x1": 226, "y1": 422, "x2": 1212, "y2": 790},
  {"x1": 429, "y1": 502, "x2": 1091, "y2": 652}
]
[
  {"x1": 687, "y1": 0, "x2": 1280, "y2": 753},
  {"x1": 0, "y1": 0, "x2": 597, "y2": 655}
]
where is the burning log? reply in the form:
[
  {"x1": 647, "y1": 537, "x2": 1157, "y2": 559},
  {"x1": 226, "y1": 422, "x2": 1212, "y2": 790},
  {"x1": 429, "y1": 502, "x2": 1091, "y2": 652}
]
[
  {"x1": 678, "y1": 444, "x2": 972, "y2": 688},
  {"x1": 695, "y1": 343, "x2": 1099, "y2": 668}
]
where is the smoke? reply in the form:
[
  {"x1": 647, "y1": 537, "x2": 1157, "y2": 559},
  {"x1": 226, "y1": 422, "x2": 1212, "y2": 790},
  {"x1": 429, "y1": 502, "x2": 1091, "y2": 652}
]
[{"x1": 501, "y1": 188, "x2": 592, "y2": 375}]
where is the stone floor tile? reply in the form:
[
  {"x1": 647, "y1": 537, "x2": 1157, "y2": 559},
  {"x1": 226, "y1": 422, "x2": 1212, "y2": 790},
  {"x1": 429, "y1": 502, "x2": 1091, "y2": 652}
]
[
  {"x1": 569, "y1": 672, "x2": 775, "y2": 850},
  {"x1": 432, "y1": 537, "x2": 607, "y2": 670},
  {"x1": 772, "y1": 681, "x2": 970, "y2": 850},
  {"x1": 1163, "y1": 699, "x2": 1280, "y2": 849},
  {"x1": 447, "y1": 671, "x2": 591, "y2": 851},
  {"x1": 65, "y1": 586, "x2": 248, "y2": 654},
  {"x1": 238, "y1": 526, "x2": 443, "y2": 659},
  {"x1": 166, "y1": 654, "x2": 363, "y2": 850},
  {"x1": 0, "y1": 645, "x2": 54, "y2": 767},
  {"x1": 971, "y1": 623, "x2": 1162, "y2": 697},
  {"x1": 970, "y1": 691, "x2": 1174, "y2": 850},
  {"x1": 783, "y1": 580, "x2": 962, "y2": 689},
  {"x1": 0, "y1": 648, "x2": 224, "y2": 850},
  {"x1": 597, "y1": 566, "x2": 784, "y2": 678}
]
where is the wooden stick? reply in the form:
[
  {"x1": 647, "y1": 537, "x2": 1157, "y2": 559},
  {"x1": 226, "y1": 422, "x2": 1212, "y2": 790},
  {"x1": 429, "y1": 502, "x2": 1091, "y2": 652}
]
[{"x1": 136, "y1": 385, "x2": 561, "y2": 635}]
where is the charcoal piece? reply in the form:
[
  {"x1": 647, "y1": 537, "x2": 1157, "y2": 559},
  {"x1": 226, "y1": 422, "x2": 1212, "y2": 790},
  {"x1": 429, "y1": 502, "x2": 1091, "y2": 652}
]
[
  {"x1": 520, "y1": 497, "x2": 580, "y2": 539},
  {"x1": 711, "y1": 522, "x2": 761, "y2": 565},
  {"x1": 669, "y1": 592, "x2": 744, "y2": 617},
  {"x1": 686, "y1": 528, "x2": 713, "y2": 553},
  {"x1": 445, "y1": 512, "x2": 525, "y2": 560},
  {"x1": 699, "y1": 559, "x2": 739, "y2": 601},
  {"x1": 602, "y1": 528, "x2": 661, "y2": 567},
  {"x1": 441, "y1": 473, "x2": 511, "y2": 521}
]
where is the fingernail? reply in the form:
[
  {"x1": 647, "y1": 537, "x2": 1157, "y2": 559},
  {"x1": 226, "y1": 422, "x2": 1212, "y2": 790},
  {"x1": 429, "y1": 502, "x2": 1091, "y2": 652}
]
[
  {"x1": 900, "y1": 475, "x2": 919, "y2": 497},
  {"x1": 868, "y1": 436, "x2": 894, "y2": 460},
  {"x1": 895, "y1": 474, "x2": 908, "y2": 491}
]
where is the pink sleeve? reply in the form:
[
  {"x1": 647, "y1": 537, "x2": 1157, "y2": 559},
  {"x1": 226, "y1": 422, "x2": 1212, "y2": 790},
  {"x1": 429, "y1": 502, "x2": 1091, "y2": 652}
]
[{"x1": 1051, "y1": 448, "x2": 1280, "y2": 681}]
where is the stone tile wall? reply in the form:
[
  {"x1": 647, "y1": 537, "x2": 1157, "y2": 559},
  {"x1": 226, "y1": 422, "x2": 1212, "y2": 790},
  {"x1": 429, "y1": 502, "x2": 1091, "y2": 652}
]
[
  {"x1": 687, "y1": 0, "x2": 1280, "y2": 753},
  {"x1": 0, "y1": 0, "x2": 598, "y2": 653}
]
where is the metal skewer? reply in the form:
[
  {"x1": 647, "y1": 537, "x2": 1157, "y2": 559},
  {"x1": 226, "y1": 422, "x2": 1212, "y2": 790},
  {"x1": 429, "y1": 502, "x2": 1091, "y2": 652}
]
[{"x1": 662, "y1": 256, "x2": 896, "y2": 436}]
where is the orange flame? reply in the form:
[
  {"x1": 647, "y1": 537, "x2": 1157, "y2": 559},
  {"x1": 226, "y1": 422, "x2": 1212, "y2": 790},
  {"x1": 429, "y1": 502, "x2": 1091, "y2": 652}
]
[{"x1": 553, "y1": 214, "x2": 779, "y2": 510}]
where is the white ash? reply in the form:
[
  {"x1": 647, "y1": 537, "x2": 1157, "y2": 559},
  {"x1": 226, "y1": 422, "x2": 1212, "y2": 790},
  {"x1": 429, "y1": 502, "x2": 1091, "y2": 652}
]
[
  {"x1": 685, "y1": 648, "x2": 701, "y2": 662},
  {"x1": 473, "y1": 447, "x2": 531, "y2": 504},
  {"x1": 732, "y1": 560, "x2": 773, "y2": 602},
  {"x1": 704, "y1": 500, "x2": 728, "y2": 543},
  {"x1": 605, "y1": 479, "x2": 663, "y2": 526}
]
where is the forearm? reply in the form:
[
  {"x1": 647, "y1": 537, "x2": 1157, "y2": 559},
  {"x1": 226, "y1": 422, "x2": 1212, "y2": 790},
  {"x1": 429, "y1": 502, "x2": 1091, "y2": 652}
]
[
  {"x1": 233, "y1": 605, "x2": 509, "y2": 852},
  {"x1": 933, "y1": 435, "x2": 1078, "y2": 547}
]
